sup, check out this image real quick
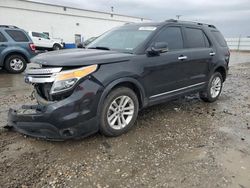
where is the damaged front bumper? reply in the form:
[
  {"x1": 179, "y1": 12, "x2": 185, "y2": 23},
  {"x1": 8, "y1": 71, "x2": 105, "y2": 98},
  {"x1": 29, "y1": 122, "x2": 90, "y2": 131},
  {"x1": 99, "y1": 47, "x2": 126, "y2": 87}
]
[{"x1": 7, "y1": 79, "x2": 103, "y2": 140}]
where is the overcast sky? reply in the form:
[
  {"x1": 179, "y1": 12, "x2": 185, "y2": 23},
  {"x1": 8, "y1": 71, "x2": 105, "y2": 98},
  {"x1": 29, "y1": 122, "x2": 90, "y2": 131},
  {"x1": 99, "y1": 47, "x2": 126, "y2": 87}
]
[{"x1": 32, "y1": 0, "x2": 250, "y2": 37}]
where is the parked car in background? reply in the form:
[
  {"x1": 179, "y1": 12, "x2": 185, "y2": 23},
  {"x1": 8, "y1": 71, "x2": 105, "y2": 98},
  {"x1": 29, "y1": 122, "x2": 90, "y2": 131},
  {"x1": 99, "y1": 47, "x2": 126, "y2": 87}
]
[
  {"x1": 8, "y1": 20, "x2": 230, "y2": 139},
  {"x1": 28, "y1": 31, "x2": 63, "y2": 51},
  {"x1": 0, "y1": 25, "x2": 36, "y2": 73},
  {"x1": 77, "y1": 37, "x2": 97, "y2": 48}
]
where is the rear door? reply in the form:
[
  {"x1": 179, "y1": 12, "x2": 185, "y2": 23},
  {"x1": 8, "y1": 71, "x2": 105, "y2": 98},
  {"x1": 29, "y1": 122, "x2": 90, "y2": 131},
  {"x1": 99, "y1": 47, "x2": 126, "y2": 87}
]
[
  {"x1": 0, "y1": 32, "x2": 8, "y2": 55},
  {"x1": 182, "y1": 26, "x2": 214, "y2": 84}
]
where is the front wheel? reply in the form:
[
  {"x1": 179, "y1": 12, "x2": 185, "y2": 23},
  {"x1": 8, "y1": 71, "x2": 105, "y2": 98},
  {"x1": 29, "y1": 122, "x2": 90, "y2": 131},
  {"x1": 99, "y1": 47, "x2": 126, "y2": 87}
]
[
  {"x1": 100, "y1": 87, "x2": 139, "y2": 137},
  {"x1": 200, "y1": 72, "x2": 223, "y2": 102},
  {"x1": 4, "y1": 54, "x2": 27, "y2": 73}
]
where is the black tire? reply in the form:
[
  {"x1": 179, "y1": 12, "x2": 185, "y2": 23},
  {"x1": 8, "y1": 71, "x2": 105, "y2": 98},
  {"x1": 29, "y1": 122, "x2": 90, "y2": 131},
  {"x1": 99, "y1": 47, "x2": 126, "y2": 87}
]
[
  {"x1": 200, "y1": 72, "x2": 223, "y2": 103},
  {"x1": 99, "y1": 87, "x2": 139, "y2": 137},
  {"x1": 53, "y1": 44, "x2": 61, "y2": 50},
  {"x1": 4, "y1": 54, "x2": 27, "y2": 74}
]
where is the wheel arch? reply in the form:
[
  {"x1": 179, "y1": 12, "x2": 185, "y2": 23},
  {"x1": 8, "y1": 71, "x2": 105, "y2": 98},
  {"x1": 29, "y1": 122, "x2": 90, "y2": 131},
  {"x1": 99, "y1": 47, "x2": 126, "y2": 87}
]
[
  {"x1": 53, "y1": 43, "x2": 62, "y2": 48},
  {"x1": 97, "y1": 78, "x2": 147, "y2": 116},
  {"x1": 214, "y1": 66, "x2": 227, "y2": 82},
  {"x1": 3, "y1": 51, "x2": 29, "y2": 66}
]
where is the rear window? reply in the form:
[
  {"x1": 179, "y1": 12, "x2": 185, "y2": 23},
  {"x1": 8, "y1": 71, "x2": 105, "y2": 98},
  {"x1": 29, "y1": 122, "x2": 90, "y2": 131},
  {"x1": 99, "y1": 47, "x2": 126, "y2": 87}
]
[
  {"x1": 5, "y1": 30, "x2": 29, "y2": 42},
  {"x1": 185, "y1": 28, "x2": 208, "y2": 48},
  {"x1": 212, "y1": 31, "x2": 227, "y2": 47},
  {"x1": 0, "y1": 32, "x2": 7, "y2": 42}
]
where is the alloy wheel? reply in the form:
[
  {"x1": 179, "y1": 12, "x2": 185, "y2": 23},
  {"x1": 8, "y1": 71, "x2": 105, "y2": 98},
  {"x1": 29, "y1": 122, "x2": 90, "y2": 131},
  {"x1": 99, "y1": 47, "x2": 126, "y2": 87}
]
[
  {"x1": 210, "y1": 76, "x2": 222, "y2": 98},
  {"x1": 10, "y1": 58, "x2": 24, "y2": 71},
  {"x1": 107, "y1": 95, "x2": 135, "y2": 130}
]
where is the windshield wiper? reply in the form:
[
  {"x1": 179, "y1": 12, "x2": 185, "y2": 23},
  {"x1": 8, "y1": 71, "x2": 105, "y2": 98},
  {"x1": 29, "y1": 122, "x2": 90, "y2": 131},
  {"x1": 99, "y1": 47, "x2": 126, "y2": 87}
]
[{"x1": 88, "y1": 46, "x2": 110, "y2": 50}]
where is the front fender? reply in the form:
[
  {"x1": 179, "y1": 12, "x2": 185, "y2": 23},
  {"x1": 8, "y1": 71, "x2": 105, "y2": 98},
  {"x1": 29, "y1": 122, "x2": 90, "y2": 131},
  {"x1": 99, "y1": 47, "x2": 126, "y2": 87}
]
[{"x1": 97, "y1": 77, "x2": 147, "y2": 116}]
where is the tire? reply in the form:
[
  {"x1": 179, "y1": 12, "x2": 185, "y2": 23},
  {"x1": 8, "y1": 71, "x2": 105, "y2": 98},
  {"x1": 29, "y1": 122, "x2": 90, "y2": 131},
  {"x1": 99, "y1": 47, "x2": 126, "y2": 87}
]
[
  {"x1": 4, "y1": 54, "x2": 27, "y2": 74},
  {"x1": 99, "y1": 87, "x2": 139, "y2": 137},
  {"x1": 53, "y1": 44, "x2": 61, "y2": 51},
  {"x1": 199, "y1": 72, "x2": 223, "y2": 102}
]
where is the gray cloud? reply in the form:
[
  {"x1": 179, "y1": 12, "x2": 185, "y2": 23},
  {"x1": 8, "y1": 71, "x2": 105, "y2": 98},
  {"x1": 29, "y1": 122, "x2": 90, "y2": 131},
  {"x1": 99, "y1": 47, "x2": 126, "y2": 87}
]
[{"x1": 31, "y1": 0, "x2": 250, "y2": 37}]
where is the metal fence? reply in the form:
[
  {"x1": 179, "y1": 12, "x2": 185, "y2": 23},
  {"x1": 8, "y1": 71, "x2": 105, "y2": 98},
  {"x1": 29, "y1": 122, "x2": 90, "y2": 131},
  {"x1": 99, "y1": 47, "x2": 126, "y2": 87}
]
[{"x1": 226, "y1": 37, "x2": 250, "y2": 51}]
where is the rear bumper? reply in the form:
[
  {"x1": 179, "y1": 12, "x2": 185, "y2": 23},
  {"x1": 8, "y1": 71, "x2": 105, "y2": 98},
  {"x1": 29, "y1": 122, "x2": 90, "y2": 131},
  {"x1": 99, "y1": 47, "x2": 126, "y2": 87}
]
[{"x1": 7, "y1": 79, "x2": 103, "y2": 140}]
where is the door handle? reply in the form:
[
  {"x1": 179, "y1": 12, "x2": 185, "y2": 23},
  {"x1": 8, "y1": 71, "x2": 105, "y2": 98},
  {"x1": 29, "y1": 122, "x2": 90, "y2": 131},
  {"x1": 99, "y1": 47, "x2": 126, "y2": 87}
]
[
  {"x1": 178, "y1": 55, "x2": 187, "y2": 60},
  {"x1": 0, "y1": 44, "x2": 7, "y2": 47},
  {"x1": 38, "y1": 38, "x2": 41, "y2": 40},
  {"x1": 209, "y1": 52, "x2": 216, "y2": 56}
]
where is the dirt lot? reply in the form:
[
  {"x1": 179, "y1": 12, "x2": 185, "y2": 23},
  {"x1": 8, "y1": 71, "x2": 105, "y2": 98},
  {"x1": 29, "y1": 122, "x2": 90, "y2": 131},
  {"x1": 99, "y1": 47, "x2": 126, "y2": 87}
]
[{"x1": 0, "y1": 52, "x2": 250, "y2": 188}]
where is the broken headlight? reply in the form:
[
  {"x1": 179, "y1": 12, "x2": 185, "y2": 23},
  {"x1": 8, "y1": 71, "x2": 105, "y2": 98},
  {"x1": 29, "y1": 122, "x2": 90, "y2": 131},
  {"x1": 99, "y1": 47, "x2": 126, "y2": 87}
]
[{"x1": 50, "y1": 64, "x2": 98, "y2": 94}]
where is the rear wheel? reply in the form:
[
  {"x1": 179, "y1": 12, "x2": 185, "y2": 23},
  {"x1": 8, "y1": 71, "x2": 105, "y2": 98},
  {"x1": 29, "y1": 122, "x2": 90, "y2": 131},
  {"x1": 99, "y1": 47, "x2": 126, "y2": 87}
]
[
  {"x1": 53, "y1": 44, "x2": 61, "y2": 50},
  {"x1": 200, "y1": 72, "x2": 223, "y2": 102},
  {"x1": 4, "y1": 54, "x2": 27, "y2": 73},
  {"x1": 100, "y1": 87, "x2": 139, "y2": 137}
]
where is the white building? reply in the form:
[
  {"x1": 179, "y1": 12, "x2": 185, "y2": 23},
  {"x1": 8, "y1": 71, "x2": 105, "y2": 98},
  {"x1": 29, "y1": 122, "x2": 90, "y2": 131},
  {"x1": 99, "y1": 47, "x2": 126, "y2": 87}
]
[{"x1": 0, "y1": 0, "x2": 150, "y2": 44}]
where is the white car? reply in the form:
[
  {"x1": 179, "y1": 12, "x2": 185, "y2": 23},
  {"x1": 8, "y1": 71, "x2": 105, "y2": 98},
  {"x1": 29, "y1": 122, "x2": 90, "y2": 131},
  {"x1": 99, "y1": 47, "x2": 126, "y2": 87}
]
[{"x1": 28, "y1": 31, "x2": 63, "y2": 50}]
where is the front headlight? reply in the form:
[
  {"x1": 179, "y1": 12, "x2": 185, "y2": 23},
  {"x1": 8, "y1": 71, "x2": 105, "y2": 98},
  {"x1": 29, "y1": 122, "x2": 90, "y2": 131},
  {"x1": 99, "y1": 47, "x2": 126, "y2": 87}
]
[{"x1": 50, "y1": 64, "x2": 98, "y2": 94}]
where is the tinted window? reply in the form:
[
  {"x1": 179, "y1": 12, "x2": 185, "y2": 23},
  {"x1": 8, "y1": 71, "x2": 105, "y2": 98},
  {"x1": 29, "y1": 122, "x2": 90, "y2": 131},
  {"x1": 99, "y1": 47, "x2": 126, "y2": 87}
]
[
  {"x1": 185, "y1": 28, "x2": 207, "y2": 48},
  {"x1": 41, "y1": 33, "x2": 49, "y2": 39},
  {"x1": 0, "y1": 32, "x2": 7, "y2": 42},
  {"x1": 88, "y1": 26, "x2": 155, "y2": 52},
  {"x1": 212, "y1": 31, "x2": 227, "y2": 47},
  {"x1": 204, "y1": 34, "x2": 210, "y2": 47},
  {"x1": 32, "y1": 32, "x2": 40, "y2": 37},
  {"x1": 5, "y1": 30, "x2": 29, "y2": 42},
  {"x1": 154, "y1": 27, "x2": 183, "y2": 50}
]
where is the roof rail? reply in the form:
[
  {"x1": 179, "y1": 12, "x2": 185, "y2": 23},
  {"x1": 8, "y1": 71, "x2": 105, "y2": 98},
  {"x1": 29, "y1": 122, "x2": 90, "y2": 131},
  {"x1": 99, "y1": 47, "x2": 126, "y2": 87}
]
[
  {"x1": 165, "y1": 19, "x2": 178, "y2": 22},
  {"x1": 208, "y1": 24, "x2": 216, "y2": 28},
  {"x1": 0, "y1": 25, "x2": 19, "y2": 29}
]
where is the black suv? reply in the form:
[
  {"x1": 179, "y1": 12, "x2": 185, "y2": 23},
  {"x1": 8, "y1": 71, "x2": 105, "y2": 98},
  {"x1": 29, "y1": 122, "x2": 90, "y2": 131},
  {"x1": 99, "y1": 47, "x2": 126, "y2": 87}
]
[
  {"x1": 0, "y1": 25, "x2": 36, "y2": 73},
  {"x1": 7, "y1": 20, "x2": 230, "y2": 140}
]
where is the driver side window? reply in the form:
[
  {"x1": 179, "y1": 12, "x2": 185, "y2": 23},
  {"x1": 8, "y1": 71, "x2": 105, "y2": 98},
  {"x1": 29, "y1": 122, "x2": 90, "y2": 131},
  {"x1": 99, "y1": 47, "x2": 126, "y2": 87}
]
[
  {"x1": 40, "y1": 33, "x2": 49, "y2": 40},
  {"x1": 154, "y1": 27, "x2": 184, "y2": 50}
]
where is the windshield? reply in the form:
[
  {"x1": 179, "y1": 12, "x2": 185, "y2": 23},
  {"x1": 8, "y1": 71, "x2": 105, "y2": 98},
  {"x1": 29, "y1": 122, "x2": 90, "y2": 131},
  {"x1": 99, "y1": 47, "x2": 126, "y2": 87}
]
[{"x1": 87, "y1": 26, "x2": 157, "y2": 52}]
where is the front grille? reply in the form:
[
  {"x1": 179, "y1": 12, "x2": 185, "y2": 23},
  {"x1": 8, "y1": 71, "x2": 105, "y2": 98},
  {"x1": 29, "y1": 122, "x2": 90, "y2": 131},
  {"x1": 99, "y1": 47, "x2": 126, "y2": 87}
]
[
  {"x1": 24, "y1": 67, "x2": 62, "y2": 84},
  {"x1": 25, "y1": 67, "x2": 73, "y2": 101},
  {"x1": 25, "y1": 67, "x2": 62, "y2": 101},
  {"x1": 26, "y1": 67, "x2": 62, "y2": 75}
]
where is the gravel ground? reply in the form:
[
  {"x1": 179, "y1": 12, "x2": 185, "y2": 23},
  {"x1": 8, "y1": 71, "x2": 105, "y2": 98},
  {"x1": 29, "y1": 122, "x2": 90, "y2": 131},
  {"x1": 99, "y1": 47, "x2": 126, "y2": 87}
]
[{"x1": 0, "y1": 52, "x2": 250, "y2": 188}]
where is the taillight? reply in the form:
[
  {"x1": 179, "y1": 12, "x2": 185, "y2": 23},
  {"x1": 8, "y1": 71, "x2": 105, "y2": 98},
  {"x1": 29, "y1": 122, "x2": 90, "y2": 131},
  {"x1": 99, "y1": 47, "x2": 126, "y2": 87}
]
[{"x1": 29, "y1": 43, "x2": 36, "y2": 51}]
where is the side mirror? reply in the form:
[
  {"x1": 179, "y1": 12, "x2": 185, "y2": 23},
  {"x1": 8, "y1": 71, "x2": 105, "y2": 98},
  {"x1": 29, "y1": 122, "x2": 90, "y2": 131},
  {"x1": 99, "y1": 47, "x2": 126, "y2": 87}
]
[{"x1": 147, "y1": 42, "x2": 168, "y2": 56}]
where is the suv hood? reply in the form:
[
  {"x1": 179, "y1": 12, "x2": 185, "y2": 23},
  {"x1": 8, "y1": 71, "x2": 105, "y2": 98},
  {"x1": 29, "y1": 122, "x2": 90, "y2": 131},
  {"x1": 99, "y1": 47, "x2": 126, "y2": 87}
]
[{"x1": 32, "y1": 49, "x2": 134, "y2": 67}]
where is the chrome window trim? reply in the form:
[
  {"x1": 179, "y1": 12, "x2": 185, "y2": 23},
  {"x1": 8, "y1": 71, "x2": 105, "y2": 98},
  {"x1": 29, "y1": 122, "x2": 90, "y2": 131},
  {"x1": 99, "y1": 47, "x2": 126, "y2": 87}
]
[{"x1": 149, "y1": 82, "x2": 206, "y2": 99}]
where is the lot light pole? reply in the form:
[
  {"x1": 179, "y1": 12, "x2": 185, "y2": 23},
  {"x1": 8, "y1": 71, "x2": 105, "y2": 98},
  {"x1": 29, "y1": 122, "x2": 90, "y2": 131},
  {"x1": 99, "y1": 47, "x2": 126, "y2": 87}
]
[{"x1": 176, "y1": 15, "x2": 182, "y2": 20}]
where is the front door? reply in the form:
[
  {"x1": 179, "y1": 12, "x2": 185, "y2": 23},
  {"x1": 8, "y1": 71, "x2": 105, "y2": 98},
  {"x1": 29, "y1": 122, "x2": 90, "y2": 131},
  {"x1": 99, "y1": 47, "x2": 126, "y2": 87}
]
[{"x1": 142, "y1": 26, "x2": 190, "y2": 99}]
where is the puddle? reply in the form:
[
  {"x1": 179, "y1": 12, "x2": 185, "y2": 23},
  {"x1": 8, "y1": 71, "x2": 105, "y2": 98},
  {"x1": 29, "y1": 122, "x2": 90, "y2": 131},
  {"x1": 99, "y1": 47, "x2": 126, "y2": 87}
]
[
  {"x1": 178, "y1": 148, "x2": 208, "y2": 163},
  {"x1": 218, "y1": 149, "x2": 250, "y2": 188},
  {"x1": 0, "y1": 73, "x2": 24, "y2": 88},
  {"x1": 219, "y1": 126, "x2": 250, "y2": 144}
]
